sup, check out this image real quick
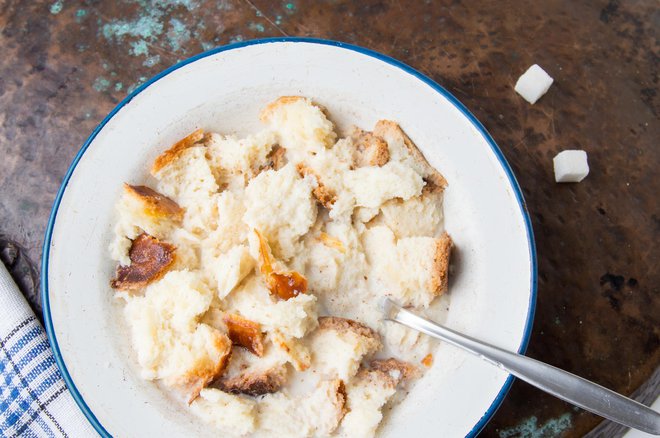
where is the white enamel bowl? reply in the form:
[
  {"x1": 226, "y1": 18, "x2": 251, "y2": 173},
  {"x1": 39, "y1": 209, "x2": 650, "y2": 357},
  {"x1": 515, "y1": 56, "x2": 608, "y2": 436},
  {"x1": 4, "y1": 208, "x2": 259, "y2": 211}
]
[{"x1": 42, "y1": 38, "x2": 536, "y2": 437}]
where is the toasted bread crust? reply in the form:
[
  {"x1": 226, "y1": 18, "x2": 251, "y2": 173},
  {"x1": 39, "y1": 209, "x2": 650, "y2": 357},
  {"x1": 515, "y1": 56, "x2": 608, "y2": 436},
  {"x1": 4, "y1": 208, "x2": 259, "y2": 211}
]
[
  {"x1": 373, "y1": 120, "x2": 447, "y2": 192},
  {"x1": 326, "y1": 379, "x2": 348, "y2": 431},
  {"x1": 255, "y1": 229, "x2": 309, "y2": 300},
  {"x1": 430, "y1": 232, "x2": 453, "y2": 295},
  {"x1": 252, "y1": 145, "x2": 288, "y2": 179},
  {"x1": 218, "y1": 364, "x2": 287, "y2": 397},
  {"x1": 184, "y1": 332, "x2": 232, "y2": 403},
  {"x1": 124, "y1": 183, "x2": 184, "y2": 221},
  {"x1": 151, "y1": 129, "x2": 206, "y2": 174},
  {"x1": 421, "y1": 179, "x2": 444, "y2": 195},
  {"x1": 223, "y1": 314, "x2": 265, "y2": 357},
  {"x1": 260, "y1": 96, "x2": 306, "y2": 122},
  {"x1": 111, "y1": 233, "x2": 176, "y2": 290},
  {"x1": 318, "y1": 316, "x2": 380, "y2": 343},
  {"x1": 296, "y1": 163, "x2": 337, "y2": 208},
  {"x1": 421, "y1": 353, "x2": 434, "y2": 367},
  {"x1": 261, "y1": 96, "x2": 332, "y2": 122},
  {"x1": 350, "y1": 128, "x2": 390, "y2": 167},
  {"x1": 319, "y1": 232, "x2": 346, "y2": 253},
  {"x1": 370, "y1": 358, "x2": 420, "y2": 382},
  {"x1": 266, "y1": 145, "x2": 287, "y2": 171},
  {"x1": 355, "y1": 368, "x2": 397, "y2": 389}
]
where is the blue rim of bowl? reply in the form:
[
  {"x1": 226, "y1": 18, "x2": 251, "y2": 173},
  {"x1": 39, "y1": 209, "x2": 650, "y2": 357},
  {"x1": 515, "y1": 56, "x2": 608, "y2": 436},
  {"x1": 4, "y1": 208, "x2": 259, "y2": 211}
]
[{"x1": 41, "y1": 36, "x2": 537, "y2": 438}]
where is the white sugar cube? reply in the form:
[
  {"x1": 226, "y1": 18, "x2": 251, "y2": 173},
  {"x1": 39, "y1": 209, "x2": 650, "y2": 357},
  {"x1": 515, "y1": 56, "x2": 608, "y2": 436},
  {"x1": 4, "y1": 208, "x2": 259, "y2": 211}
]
[
  {"x1": 553, "y1": 150, "x2": 589, "y2": 183},
  {"x1": 515, "y1": 64, "x2": 554, "y2": 104}
]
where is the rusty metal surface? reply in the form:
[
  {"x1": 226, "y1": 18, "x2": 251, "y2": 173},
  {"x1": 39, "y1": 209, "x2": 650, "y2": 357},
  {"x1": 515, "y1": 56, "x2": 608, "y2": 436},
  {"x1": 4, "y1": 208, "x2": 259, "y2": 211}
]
[{"x1": 0, "y1": 0, "x2": 658, "y2": 436}]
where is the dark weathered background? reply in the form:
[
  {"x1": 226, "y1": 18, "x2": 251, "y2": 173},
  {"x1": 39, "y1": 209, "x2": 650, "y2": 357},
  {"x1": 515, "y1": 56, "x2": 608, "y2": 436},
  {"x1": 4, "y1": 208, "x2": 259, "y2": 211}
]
[{"x1": 0, "y1": 0, "x2": 658, "y2": 436}]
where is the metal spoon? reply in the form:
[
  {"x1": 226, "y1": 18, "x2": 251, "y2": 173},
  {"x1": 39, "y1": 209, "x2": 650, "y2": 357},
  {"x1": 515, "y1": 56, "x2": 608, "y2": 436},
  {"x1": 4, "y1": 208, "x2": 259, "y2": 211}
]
[{"x1": 382, "y1": 298, "x2": 660, "y2": 435}]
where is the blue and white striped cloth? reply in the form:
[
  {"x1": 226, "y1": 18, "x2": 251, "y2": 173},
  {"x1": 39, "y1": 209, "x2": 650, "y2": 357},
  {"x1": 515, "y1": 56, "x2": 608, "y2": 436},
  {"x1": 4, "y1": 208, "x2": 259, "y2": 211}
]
[{"x1": 0, "y1": 262, "x2": 95, "y2": 437}]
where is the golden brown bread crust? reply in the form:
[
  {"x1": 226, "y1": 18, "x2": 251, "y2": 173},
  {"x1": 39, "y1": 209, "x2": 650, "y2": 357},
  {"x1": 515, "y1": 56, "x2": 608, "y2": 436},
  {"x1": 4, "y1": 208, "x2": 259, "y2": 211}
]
[
  {"x1": 326, "y1": 379, "x2": 348, "y2": 432},
  {"x1": 370, "y1": 358, "x2": 420, "y2": 382},
  {"x1": 183, "y1": 332, "x2": 232, "y2": 403},
  {"x1": 265, "y1": 145, "x2": 287, "y2": 171},
  {"x1": 373, "y1": 120, "x2": 447, "y2": 192},
  {"x1": 260, "y1": 96, "x2": 333, "y2": 123},
  {"x1": 350, "y1": 128, "x2": 390, "y2": 167},
  {"x1": 421, "y1": 353, "x2": 434, "y2": 368},
  {"x1": 260, "y1": 96, "x2": 306, "y2": 122},
  {"x1": 255, "y1": 229, "x2": 309, "y2": 300},
  {"x1": 123, "y1": 183, "x2": 184, "y2": 222},
  {"x1": 223, "y1": 313, "x2": 265, "y2": 357},
  {"x1": 430, "y1": 232, "x2": 453, "y2": 296},
  {"x1": 217, "y1": 364, "x2": 287, "y2": 397},
  {"x1": 110, "y1": 233, "x2": 176, "y2": 291},
  {"x1": 317, "y1": 316, "x2": 380, "y2": 343},
  {"x1": 318, "y1": 232, "x2": 346, "y2": 253},
  {"x1": 335, "y1": 379, "x2": 347, "y2": 409},
  {"x1": 151, "y1": 129, "x2": 206, "y2": 174},
  {"x1": 421, "y1": 179, "x2": 444, "y2": 195},
  {"x1": 296, "y1": 163, "x2": 337, "y2": 209}
]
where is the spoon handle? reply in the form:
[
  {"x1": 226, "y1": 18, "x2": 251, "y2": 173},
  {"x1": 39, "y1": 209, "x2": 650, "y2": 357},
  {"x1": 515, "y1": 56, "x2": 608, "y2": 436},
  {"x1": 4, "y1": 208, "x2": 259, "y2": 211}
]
[{"x1": 383, "y1": 299, "x2": 660, "y2": 435}]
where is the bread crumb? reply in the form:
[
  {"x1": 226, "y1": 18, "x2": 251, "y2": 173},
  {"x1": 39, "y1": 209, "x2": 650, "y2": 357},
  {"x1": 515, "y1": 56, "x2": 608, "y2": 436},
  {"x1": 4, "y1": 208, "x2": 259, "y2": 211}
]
[
  {"x1": 124, "y1": 270, "x2": 231, "y2": 400},
  {"x1": 371, "y1": 358, "x2": 420, "y2": 382},
  {"x1": 244, "y1": 163, "x2": 318, "y2": 259},
  {"x1": 212, "y1": 245, "x2": 255, "y2": 298},
  {"x1": 297, "y1": 163, "x2": 337, "y2": 208},
  {"x1": 380, "y1": 191, "x2": 444, "y2": 238},
  {"x1": 363, "y1": 226, "x2": 453, "y2": 307},
  {"x1": 227, "y1": 276, "x2": 318, "y2": 339},
  {"x1": 271, "y1": 330, "x2": 312, "y2": 371},
  {"x1": 346, "y1": 161, "x2": 424, "y2": 209},
  {"x1": 310, "y1": 317, "x2": 381, "y2": 381},
  {"x1": 257, "y1": 379, "x2": 347, "y2": 437},
  {"x1": 350, "y1": 127, "x2": 390, "y2": 167},
  {"x1": 190, "y1": 388, "x2": 256, "y2": 435},
  {"x1": 206, "y1": 130, "x2": 277, "y2": 178},
  {"x1": 336, "y1": 369, "x2": 397, "y2": 438},
  {"x1": 373, "y1": 120, "x2": 447, "y2": 192},
  {"x1": 421, "y1": 353, "x2": 434, "y2": 367},
  {"x1": 260, "y1": 96, "x2": 336, "y2": 157}
]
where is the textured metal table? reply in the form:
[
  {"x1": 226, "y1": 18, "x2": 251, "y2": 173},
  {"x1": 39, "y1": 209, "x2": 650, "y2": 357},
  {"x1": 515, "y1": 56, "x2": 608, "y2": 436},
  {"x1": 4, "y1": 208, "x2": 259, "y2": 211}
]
[{"x1": 0, "y1": 1, "x2": 658, "y2": 436}]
